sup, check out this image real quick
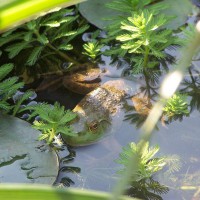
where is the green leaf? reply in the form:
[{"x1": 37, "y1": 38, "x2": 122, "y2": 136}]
[
  {"x1": 0, "y1": 63, "x2": 14, "y2": 81},
  {"x1": 12, "y1": 90, "x2": 35, "y2": 116},
  {"x1": 0, "y1": 32, "x2": 24, "y2": 46},
  {"x1": 0, "y1": 77, "x2": 19, "y2": 92},
  {"x1": 26, "y1": 46, "x2": 44, "y2": 66},
  {"x1": 26, "y1": 21, "x2": 37, "y2": 30},
  {"x1": 0, "y1": 101, "x2": 12, "y2": 112},
  {"x1": 0, "y1": 0, "x2": 86, "y2": 31},
  {"x1": 37, "y1": 34, "x2": 49, "y2": 45},
  {"x1": 5, "y1": 42, "x2": 29, "y2": 59},
  {"x1": 58, "y1": 44, "x2": 73, "y2": 51},
  {"x1": 0, "y1": 184, "x2": 136, "y2": 200},
  {"x1": 5, "y1": 42, "x2": 30, "y2": 59},
  {"x1": 42, "y1": 21, "x2": 61, "y2": 27},
  {"x1": 24, "y1": 32, "x2": 33, "y2": 41}
]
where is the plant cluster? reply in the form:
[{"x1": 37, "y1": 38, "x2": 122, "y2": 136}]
[
  {"x1": 105, "y1": 0, "x2": 168, "y2": 41},
  {"x1": 0, "y1": 63, "x2": 34, "y2": 115},
  {"x1": 116, "y1": 141, "x2": 169, "y2": 199},
  {"x1": 103, "y1": 0, "x2": 178, "y2": 76},
  {"x1": 116, "y1": 10, "x2": 177, "y2": 74},
  {"x1": 82, "y1": 41, "x2": 103, "y2": 62},
  {"x1": 21, "y1": 102, "x2": 77, "y2": 144},
  {"x1": 163, "y1": 93, "x2": 189, "y2": 122},
  {"x1": 0, "y1": 8, "x2": 89, "y2": 78}
]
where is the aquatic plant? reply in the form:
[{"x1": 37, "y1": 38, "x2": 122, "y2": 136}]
[
  {"x1": 22, "y1": 102, "x2": 77, "y2": 144},
  {"x1": 0, "y1": 63, "x2": 34, "y2": 115},
  {"x1": 115, "y1": 10, "x2": 178, "y2": 74},
  {"x1": 163, "y1": 93, "x2": 189, "y2": 122},
  {"x1": 105, "y1": 0, "x2": 168, "y2": 41},
  {"x1": 116, "y1": 141, "x2": 169, "y2": 199},
  {"x1": 117, "y1": 141, "x2": 166, "y2": 180},
  {"x1": 83, "y1": 41, "x2": 103, "y2": 62},
  {"x1": 0, "y1": 8, "x2": 89, "y2": 76}
]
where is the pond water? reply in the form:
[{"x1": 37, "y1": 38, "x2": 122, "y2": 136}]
[
  {"x1": 54, "y1": 58, "x2": 200, "y2": 200},
  {"x1": 1, "y1": 55, "x2": 200, "y2": 200}
]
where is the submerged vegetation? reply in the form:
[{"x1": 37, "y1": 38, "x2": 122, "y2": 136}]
[
  {"x1": 117, "y1": 142, "x2": 169, "y2": 199},
  {"x1": 115, "y1": 10, "x2": 178, "y2": 74},
  {"x1": 162, "y1": 93, "x2": 190, "y2": 122},
  {"x1": 0, "y1": 8, "x2": 89, "y2": 78},
  {"x1": 0, "y1": 0, "x2": 200, "y2": 199},
  {"x1": 0, "y1": 63, "x2": 35, "y2": 115}
]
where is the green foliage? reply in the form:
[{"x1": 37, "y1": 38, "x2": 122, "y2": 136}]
[
  {"x1": 117, "y1": 141, "x2": 166, "y2": 180},
  {"x1": 0, "y1": 63, "x2": 22, "y2": 112},
  {"x1": 104, "y1": 0, "x2": 168, "y2": 46},
  {"x1": 104, "y1": 1, "x2": 177, "y2": 76},
  {"x1": 115, "y1": 10, "x2": 178, "y2": 73},
  {"x1": 83, "y1": 41, "x2": 103, "y2": 61},
  {"x1": 21, "y1": 102, "x2": 77, "y2": 144},
  {"x1": 0, "y1": 63, "x2": 35, "y2": 115},
  {"x1": 163, "y1": 93, "x2": 189, "y2": 122},
  {"x1": 105, "y1": 0, "x2": 168, "y2": 37},
  {"x1": 0, "y1": 184, "x2": 136, "y2": 200},
  {"x1": 0, "y1": 8, "x2": 89, "y2": 76},
  {"x1": 116, "y1": 141, "x2": 169, "y2": 199}
]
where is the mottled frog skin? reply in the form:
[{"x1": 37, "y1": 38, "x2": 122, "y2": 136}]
[
  {"x1": 36, "y1": 68, "x2": 102, "y2": 95},
  {"x1": 62, "y1": 68, "x2": 102, "y2": 95},
  {"x1": 61, "y1": 80, "x2": 127, "y2": 146}
]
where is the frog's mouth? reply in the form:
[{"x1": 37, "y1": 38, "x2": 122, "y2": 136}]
[{"x1": 62, "y1": 115, "x2": 111, "y2": 146}]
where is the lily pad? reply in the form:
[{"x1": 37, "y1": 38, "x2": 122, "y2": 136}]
[
  {"x1": 78, "y1": 0, "x2": 120, "y2": 29},
  {"x1": 162, "y1": 0, "x2": 195, "y2": 30},
  {"x1": 78, "y1": 0, "x2": 194, "y2": 30},
  {"x1": 0, "y1": 113, "x2": 58, "y2": 184}
]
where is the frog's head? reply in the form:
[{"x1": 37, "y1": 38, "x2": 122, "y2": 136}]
[
  {"x1": 61, "y1": 80, "x2": 128, "y2": 146},
  {"x1": 61, "y1": 113, "x2": 111, "y2": 146}
]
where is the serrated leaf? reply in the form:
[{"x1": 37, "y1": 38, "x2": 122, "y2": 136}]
[
  {"x1": 0, "y1": 77, "x2": 19, "y2": 92},
  {"x1": 0, "y1": 32, "x2": 24, "y2": 46},
  {"x1": 26, "y1": 21, "x2": 37, "y2": 30},
  {"x1": 5, "y1": 42, "x2": 30, "y2": 59},
  {"x1": 37, "y1": 34, "x2": 49, "y2": 45},
  {"x1": 0, "y1": 101, "x2": 12, "y2": 112},
  {"x1": 0, "y1": 63, "x2": 14, "y2": 81},
  {"x1": 26, "y1": 46, "x2": 44, "y2": 66},
  {"x1": 55, "y1": 31, "x2": 77, "y2": 40},
  {"x1": 24, "y1": 32, "x2": 33, "y2": 41}
]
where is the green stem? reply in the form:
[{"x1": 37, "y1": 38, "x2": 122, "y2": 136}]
[
  {"x1": 47, "y1": 43, "x2": 80, "y2": 65},
  {"x1": 188, "y1": 67, "x2": 196, "y2": 85},
  {"x1": 143, "y1": 46, "x2": 150, "y2": 69},
  {"x1": 34, "y1": 30, "x2": 80, "y2": 65},
  {"x1": 143, "y1": 69, "x2": 151, "y2": 104}
]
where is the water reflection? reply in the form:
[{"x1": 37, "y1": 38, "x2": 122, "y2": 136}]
[
  {"x1": 55, "y1": 61, "x2": 200, "y2": 199},
  {"x1": 11, "y1": 54, "x2": 200, "y2": 200}
]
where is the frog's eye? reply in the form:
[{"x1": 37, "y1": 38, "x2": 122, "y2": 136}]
[{"x1": 88, "y1": 120, "x2": 98, "y2": 132}]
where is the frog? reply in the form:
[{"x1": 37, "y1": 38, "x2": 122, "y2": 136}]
[
  {"x1": 61, "y1": 79, "x2": 136, "y2": 146},
  {"x1": 62, "y1": 68, "x2": 103, "y2": 95},
  {"x1": 36, "y1": 67, "x2": 103, "y2": 95}
]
